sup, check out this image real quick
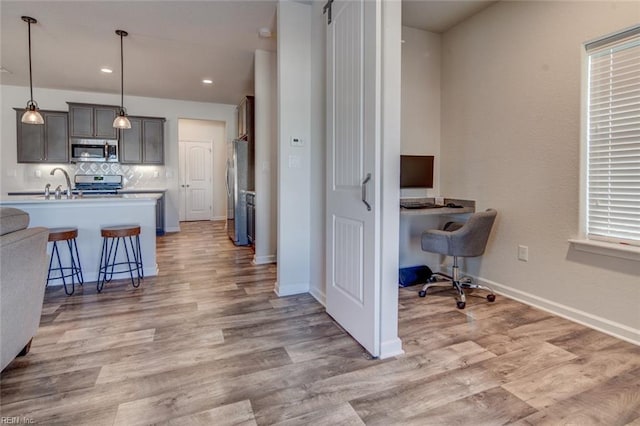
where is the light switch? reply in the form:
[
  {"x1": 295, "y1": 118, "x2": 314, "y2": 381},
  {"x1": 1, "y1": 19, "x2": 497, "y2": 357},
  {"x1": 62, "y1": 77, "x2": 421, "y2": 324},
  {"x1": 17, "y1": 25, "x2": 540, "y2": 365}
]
[
  {"x1": 35, "y1": 170, "x2": 42, "y2": 178},
  {"x1": 290, "y1": 136, "x2": 304, "y2": 147}
]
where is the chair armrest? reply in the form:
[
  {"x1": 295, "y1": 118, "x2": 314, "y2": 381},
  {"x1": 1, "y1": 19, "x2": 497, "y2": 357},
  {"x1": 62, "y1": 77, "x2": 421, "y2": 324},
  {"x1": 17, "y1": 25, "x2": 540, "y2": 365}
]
[{"x1": 421, "y1": 229, "x2": 451, "y2": 254}]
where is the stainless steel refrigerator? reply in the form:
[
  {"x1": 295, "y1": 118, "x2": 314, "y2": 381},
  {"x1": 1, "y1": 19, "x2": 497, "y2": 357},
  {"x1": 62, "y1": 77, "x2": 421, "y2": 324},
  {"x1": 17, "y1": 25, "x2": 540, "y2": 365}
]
[{"x1": 226, "y1": 139, "x2": 249, "y2": 245}]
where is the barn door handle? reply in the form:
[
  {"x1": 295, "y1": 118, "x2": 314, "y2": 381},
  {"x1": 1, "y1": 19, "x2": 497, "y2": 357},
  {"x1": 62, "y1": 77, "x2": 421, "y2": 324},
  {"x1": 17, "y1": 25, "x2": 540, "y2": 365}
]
[{"x1": 361, "y1": 173, "x2": 371, "y2": 211}]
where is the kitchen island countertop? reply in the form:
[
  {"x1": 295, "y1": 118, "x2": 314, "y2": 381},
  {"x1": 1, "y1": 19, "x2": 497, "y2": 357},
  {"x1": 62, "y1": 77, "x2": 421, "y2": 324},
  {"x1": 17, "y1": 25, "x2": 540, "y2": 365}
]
[
  {"x1": 7, "y1": 188, "x2": 167, "y2": 196},
  {"x1": 2, "y1": 193, "x2": 162, "y2": 204}
]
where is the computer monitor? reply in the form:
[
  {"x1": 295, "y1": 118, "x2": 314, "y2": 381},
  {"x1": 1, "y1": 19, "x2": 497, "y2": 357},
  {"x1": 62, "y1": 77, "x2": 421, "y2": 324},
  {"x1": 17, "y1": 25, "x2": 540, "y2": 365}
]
[{"x1": 400, "y1": 155, "x2": 434, "y2": 188}]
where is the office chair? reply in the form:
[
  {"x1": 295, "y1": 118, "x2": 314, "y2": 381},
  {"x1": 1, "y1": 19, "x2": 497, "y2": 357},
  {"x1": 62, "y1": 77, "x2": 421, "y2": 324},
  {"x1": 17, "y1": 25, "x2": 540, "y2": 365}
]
[{"x1": 419, "y1": 209, "x2": 497, "y2": 309}]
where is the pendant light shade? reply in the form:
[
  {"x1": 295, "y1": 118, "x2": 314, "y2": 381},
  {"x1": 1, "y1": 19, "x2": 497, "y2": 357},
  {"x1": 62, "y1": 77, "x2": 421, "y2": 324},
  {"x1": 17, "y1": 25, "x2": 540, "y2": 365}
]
[
  {"x1": 21, "y1": 16, "x2": 44, "y2": 125},
  {"x1": 113, "y1": 29, "x2": 131, "y2": 129}
]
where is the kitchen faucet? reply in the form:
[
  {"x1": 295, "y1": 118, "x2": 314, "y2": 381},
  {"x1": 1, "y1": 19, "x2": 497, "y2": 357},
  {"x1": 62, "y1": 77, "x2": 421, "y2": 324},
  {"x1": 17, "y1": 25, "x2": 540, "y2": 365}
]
[{"x1": 50, "y1": 167, "x2": 73, "y2": 198}]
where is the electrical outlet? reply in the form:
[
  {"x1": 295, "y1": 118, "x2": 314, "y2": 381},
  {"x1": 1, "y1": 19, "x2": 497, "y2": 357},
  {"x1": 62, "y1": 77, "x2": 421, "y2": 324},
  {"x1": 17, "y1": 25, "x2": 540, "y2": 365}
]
[
  {"x1": 518, "y1": 245, "x2": 529, "y2": 262},
  {"x1": 34, "y1": 170, "x2": 42, "y2": 178}
]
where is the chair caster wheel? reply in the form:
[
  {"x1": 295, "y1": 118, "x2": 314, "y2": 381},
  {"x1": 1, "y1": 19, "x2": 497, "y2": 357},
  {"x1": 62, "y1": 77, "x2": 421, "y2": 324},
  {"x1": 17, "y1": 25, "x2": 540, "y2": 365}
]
[
  {"x1": 456, "y1": 301, "x2": 466, "y2": 309},
  {"x1": 418, "y1": 290, "x2": 426, "y2": 298},
  {"x1": 487, "y1": 294, "x2": 496, "y2": 302}
]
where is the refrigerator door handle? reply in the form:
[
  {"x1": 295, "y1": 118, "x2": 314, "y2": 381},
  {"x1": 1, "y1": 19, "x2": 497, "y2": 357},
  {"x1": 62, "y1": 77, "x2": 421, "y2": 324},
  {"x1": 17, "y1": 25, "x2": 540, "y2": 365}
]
[{"x1": 224, "y1": 160, "x2": 231, "y2": 197}]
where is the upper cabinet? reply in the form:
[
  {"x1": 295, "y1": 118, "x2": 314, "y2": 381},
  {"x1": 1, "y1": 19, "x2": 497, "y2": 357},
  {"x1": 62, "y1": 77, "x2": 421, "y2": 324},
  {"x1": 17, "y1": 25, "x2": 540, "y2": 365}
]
[
  {"x1": 67, "y1": 102, "x2": 118, "y2": 139},
  {"x1": 119, "y1": 116, "x2": 166, "y2": 165},
  {"x1": 15, "y1": 109, "x2": 69, "y2": 164}
]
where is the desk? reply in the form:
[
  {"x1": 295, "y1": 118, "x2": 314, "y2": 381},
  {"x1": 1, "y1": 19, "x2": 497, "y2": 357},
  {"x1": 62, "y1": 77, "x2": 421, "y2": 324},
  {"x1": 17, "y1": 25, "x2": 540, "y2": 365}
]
[{"x1": 399, "y1": 198, "x2": 475, "y2": 268}]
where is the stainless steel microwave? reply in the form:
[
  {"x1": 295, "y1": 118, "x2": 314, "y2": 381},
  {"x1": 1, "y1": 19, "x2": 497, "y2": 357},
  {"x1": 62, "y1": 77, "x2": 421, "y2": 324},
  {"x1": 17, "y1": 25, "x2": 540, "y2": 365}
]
[{"x1": 71, "y1": 140, "x2": 118, "y2": 162}]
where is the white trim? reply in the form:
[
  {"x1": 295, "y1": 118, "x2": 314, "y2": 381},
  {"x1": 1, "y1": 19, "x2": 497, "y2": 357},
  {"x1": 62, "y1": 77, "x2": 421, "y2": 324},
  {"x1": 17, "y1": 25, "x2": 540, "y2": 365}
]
[
  {"x1": 380, "y1": 337, "x2": 404, "y2": 359},
  {"x1": 274, "y1": 280, "x2": 309, "y2": 297},
  {"x1": 569, "y1": 239, "x2": 640, "y2": 261},
  {"x1": 211, "y1": 215, "x2": 226, "y2": 221},
  {"x1": 309, "y1": 286, "x2": 326, "y2": 307},
  {"x1": 165, "y1": 226, "x2": 181, "y2": 233},
  {"x1": 252, "y1": 254, "x2": 276, "y2": 265},
  {"x1": 477, "y1": 276, "x2": 640, "y2": 346}
]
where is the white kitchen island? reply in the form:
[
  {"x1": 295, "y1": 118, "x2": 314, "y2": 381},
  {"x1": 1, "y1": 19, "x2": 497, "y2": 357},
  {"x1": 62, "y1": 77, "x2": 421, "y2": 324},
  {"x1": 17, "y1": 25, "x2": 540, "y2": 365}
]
[{"x1": 0, "y1": 194, "x2": 160, "y2": 285}]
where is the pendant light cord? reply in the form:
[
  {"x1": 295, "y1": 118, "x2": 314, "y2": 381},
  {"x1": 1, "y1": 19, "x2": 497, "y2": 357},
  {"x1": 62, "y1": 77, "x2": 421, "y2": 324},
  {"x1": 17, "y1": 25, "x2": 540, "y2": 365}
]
[
  {"x1": 27, "y1": 20, "x2": 34, "y2": 104},
  {"x1": 120, "y1": 31, "x2": 124, "y2": 111}
]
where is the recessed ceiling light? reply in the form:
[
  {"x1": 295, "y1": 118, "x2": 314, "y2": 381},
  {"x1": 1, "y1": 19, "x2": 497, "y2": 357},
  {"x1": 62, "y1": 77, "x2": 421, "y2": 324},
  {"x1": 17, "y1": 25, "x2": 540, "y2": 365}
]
[
  {"x1": 101, "y1": 67, "x2": 113, "y2": 73},
  {"x1": 202, "y1": 79, "x2": 213, "y2": 84}
]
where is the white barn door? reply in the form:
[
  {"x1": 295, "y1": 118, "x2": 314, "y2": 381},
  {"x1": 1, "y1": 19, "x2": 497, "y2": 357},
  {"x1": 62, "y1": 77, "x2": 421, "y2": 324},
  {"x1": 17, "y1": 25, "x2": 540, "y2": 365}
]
[{"x1": 326, "y1": 0, "x2": 382, "y2": 357}]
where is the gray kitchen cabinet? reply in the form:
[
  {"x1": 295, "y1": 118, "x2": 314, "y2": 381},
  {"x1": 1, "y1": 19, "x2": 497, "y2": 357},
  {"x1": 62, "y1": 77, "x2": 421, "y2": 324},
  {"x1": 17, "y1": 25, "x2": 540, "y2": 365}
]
[
  {"x1": 246, "y1": 191, "x2": 255, "y2": 247},
  {"x1": 15, "y1": 109, "x2": 69, "y2": 163},
  {"x1": 142, "y1": 119, "x2": 164, "y2": 164},
  {"x1": 119, "y1": 116, "x2": 165, "y2": 165},
  {"x1": 120, "y1": 117, "x2": 143, "y2": 163},
  {"x1": 67, "y1": 102, "x2": 118, "y2": 139},
  {"x1": 155, "y1": 193, "x2": 165, "y2": 236}
]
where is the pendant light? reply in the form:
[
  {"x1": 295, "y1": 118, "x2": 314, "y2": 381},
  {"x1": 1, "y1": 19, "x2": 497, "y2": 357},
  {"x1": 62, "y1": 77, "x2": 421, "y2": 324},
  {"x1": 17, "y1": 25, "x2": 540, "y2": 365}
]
[
  {"x1": 20, "y1": 16, "x2": 44, "y2": 125},
  {"x1": 113, "y1": 29, "x2": 131, "y2": 129}
]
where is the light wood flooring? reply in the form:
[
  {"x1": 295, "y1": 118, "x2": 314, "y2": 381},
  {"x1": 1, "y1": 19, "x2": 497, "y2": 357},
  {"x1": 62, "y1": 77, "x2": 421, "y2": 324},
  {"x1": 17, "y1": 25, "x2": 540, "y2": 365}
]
[{"x1": 1, "y1": 220, "x2": 639, "y2": 425}]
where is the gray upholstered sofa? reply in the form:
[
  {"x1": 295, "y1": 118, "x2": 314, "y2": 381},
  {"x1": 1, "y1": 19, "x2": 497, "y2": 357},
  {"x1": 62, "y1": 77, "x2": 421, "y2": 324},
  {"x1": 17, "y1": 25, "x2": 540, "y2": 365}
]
[{"x1": 0, "y1": 207, "x2": 48, "y2": 371}]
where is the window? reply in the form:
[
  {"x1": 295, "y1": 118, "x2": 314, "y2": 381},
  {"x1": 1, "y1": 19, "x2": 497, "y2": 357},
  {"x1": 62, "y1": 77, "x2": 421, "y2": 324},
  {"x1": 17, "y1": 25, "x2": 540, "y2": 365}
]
[{"x1": 584, "y1": 26, "x2": 640, "y2": 246}]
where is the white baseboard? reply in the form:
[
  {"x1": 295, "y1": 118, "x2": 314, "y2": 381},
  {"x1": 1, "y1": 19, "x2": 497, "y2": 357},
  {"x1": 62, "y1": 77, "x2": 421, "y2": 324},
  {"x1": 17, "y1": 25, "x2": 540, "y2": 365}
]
[
  {"x1": 211, "y1": 215, "x2": 226, "y2": 221},
  {"x1": 309, "y1": 286, "x2": 326, "y2": 307},
  {"x1": 380, "y1": 337, "x2": 405, "y2": 359},
  {"x1": 274, "y1": 281, "x2": 309, "y2": 297},
  {"x1": 478, "y1": 276, "x2": 640, "y2": 346},
  {"x1": 253, "y1": 254, "x2": 276, "y2": 265},
  {"x1": 165, "y1": 226, "x2": 180, "y2": 233}
]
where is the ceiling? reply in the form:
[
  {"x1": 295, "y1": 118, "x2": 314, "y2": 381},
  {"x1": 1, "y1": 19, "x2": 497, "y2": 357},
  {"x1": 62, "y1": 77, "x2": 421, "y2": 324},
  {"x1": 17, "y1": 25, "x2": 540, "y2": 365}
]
[
  {"x1": 1, "y1": 1, "x2": 495, "y2": 106},
  {"x1": 403, "y1": 0, "x2": 497, "y2": 33}
]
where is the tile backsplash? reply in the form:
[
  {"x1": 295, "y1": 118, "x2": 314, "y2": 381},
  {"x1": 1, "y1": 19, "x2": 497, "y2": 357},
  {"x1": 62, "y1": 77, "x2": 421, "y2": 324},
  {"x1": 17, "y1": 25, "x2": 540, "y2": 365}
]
[{"x1": 15, "y1": 162, "x2": 171, "y2": 190}]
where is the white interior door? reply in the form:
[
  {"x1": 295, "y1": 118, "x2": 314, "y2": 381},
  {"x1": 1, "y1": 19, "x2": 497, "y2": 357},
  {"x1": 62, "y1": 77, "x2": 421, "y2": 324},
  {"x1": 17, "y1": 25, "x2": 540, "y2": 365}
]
[
  {"x1": 179, "y1": 141, "x2": 212, "y2": 221},
  {"x1": 326, "y1": 0, "x2": 381, "y2": 357}
]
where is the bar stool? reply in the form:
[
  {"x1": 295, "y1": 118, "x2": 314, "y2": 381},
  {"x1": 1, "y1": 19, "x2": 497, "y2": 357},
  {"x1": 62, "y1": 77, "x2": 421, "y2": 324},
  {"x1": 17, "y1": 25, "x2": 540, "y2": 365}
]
[
  {"x1": 47, "y1": 227, "x2": 84, "y2": 296},
  {"x1": 97, "y1": 225, "x2": 143, "y2": 293}
]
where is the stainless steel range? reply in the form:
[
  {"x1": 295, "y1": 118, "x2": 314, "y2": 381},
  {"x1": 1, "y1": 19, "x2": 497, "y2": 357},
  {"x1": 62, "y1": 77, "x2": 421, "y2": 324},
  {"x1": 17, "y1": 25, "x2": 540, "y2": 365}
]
[{"x1": 74, "y1": 174, "x2": 123, "y2": 194}]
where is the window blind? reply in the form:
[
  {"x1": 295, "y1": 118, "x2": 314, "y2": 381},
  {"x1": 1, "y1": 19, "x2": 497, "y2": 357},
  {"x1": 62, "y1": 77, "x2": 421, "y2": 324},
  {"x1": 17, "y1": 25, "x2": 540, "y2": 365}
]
[{"x1": 586, "y1": 27, "x2": 640, "y2": 245}]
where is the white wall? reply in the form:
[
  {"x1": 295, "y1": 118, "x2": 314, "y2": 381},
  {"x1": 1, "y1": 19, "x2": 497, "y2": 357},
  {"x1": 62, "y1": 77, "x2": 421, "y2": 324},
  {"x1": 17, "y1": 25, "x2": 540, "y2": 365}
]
[
  {"x1": 440, "y1": 1, "x2": 640, "y2": 342},
  {"x1": 0, "y1": 85, "x2": 236, "y2": 231},
  {"x1": 254, "y1": 49, "x2": 278, "y2": 264},
  {"x1": 401, "y1": 26, "x2": 441, "y2": 198},
  {"x1": 276, "y1": 0, "x2": 312, "y2": 296},
  {"x1": 309, "y1": 0, "x2": 326, "y2": 303},
  {"x1": 178, "y1": 118, "x2": 227, "y2": 220}
]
